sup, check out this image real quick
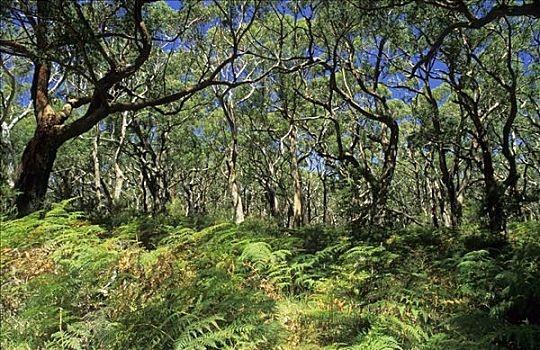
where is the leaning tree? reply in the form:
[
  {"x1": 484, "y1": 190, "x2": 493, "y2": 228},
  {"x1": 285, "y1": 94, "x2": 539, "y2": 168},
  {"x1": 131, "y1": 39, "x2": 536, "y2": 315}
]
[{"x1": 0, "y1": 0, "x2": 271, "y2": 215}]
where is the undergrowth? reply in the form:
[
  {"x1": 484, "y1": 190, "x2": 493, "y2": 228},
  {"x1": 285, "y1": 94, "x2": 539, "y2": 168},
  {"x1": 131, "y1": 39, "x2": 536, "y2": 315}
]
[{"x1": 1, "y1": 202, "x2": 539, "y2": 349}]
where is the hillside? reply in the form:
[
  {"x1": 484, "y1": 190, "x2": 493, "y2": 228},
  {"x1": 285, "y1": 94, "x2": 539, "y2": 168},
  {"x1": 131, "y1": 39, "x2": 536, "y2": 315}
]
[{"x1": 2, "y1": 203, "x2": 539, "y2": 349}]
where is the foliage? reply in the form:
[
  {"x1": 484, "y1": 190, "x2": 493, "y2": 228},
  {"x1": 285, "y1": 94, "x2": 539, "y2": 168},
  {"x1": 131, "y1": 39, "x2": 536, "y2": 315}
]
[
  {"x1": 3, "y1": 0, "x2": 539, "y2": 232},
  {"x1": 2, "y1": 1, "x2": 539, "y2": 347},
  {"x1": 1, "y1": 203, "x2": 282, "y2": 349},
  {"x1": 2, "y1": 204, "x2": 539, "y2": 349}
]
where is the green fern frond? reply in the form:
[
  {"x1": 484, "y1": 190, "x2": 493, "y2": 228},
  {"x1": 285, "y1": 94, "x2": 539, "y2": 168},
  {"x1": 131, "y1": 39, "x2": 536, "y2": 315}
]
[
  {"x1": 348, "y1": 333, "x2": 402, "y2": 350},
  {"x1": 173, "y1": 314, "x2": 235, "y2": 350}
]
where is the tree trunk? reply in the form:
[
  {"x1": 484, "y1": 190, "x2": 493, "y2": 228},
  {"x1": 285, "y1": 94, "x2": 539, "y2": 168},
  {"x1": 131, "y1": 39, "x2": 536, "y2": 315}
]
[
  {"x1": 15, "y1": 57, "x2": 63, "y2": 216},
  {"x1": 429, "y1": 180, "x2": 440, "y2": 228},
  {"x1": 306, "y1": 176, "x2": 312, "y2": 223},
  {"x1": 435, "y1": 133, "x2": 461, "y2": 227},
  {"x1": 15, "y1": 133, "x2": 59, "y2": 216},
  {"x1": 425, "y1": 81, "x2": 463, "y2": 227},
  {"x1": 229, "y1": 170, "x2": 245, "y2": 224},
  {"x1": 221, "y1": 97, "x2": 245, "y2": 224},
  {"x1": 0, "y1": 127, "x2": 16, "y2": 188},
  {"x1": 470, "y1": 109, "x2": 506, "y2": 233},
  {"x1": 264, "y1": 184, "x2": 280, "y2": 220},
  {"x1": 92, "y1": 125, "x2": 103, "y2": 209},
  {"x1": 372, "y1": 118, "x2": 399, "y2": 226},
  {"x1": 14, "y1": 2, "x2": 63, "y2": 216},
  {"x1": 322, "y1": 172, "x2": 328, "y2": 224},
  {"x1": 112, "y1": 112, "x2": 129, "y2": 208},
  {"x1": 478, "y1": 132, "x2": 505, "y2": 233},
  {"x1": 485, "y1": 177, "x2": 505, "y2": 233},
  {"x1": 288, "y1": 124, "x2": 304, "y2": 227}
]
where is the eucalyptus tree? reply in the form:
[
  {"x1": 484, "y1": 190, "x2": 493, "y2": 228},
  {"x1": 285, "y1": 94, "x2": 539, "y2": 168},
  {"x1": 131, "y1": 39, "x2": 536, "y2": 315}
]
[
  {"x1": 166, "y1": 112, "x2": 227, "y2": 218},
  {"x1": 0, "y1": 0, "x2": 269, "y2": 216},
  {"x1": 209, "y1": 20, "x2": 263, "y2": 224},
  {"x1": 291, "y1": 2, "x2": 410, "y2": 227},
  {"x1": 94, "y1": 110, "x2": 131, "y2": 212},
  {"x1": 0, "y1": 55, "x2": 32, "y2": 189},
  {"x1": 217, "y1": 2, "x2": 317, "y2": 225},
  {"x1": 517, "y1": 62, "x2": 540, "y2": 220},
  {"x1": 395, "y1": 0, "x2": 540, "y2": 231},
  {"x1": 213, "y1": 89, "x2": 245, "y2": 224},
  {"x1": 278, "y1": 74, "x2": 307, "y2": 227},
  {"x1": 428, "y1": 16, "x2": 537, "y2": 233},
  {"x1": 264, "y1": 72, "x2": 313, "y2": 227},
  {"x1": 241, "y1": 85, "x2": 289, "y2": 223},
  {"x1": 405, "y1": 77, "x2": 474, "y2": 227}
]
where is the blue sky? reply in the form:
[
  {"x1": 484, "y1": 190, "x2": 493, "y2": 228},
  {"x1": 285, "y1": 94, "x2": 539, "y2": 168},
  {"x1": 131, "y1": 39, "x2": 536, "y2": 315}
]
[{"x1": 166, "y1": 1, "x2": 182, "y2": 10}]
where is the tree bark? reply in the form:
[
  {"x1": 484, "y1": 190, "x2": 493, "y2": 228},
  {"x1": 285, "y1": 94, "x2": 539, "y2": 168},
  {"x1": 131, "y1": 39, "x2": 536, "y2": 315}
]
[
  {"x1": 221, "y1": 96, "x2": 245, "y2": 224},
  {"x1": 288, "y1": 124, "x2": 304, "y2": 227},
  {"x1": 7, "y1": 0, "x2": 243, "y2": 216},
  {"x1": 427, "y1": 87, "x2": 462, "y2": 227},
  {"x1": 264, "y1": 183, "x2": 280, "y2": 220},
  {"x1": 470, "y1": 108, "x2": 505, "y2": 233},
  {"x1": 112, "y1": 112, "x2": 128, "y2": 208},
  {"x1": 15, "y1": 133, "x2": 59, "y2": 216},
  {"x1": 1, "y1": 56, "x2": 32, "y2": 189},
  {"x1": 92, "y1": 125, "x2": 103, "y2": 209},
  {"x1": 1, "y1": 125, "x2": 17, "y2": 188}
]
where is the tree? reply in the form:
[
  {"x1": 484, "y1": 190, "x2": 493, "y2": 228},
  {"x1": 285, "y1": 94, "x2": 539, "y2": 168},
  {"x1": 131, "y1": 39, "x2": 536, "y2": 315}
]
[
  {"x1": 1, "y1": 0, "x2": 538, "y2": 231},
  {"x1": 434, "y1": 16, "x2": 536, "y2": 233},
  {"x1": 0, "y1": 0, "x2": 264, "y2": 215}
]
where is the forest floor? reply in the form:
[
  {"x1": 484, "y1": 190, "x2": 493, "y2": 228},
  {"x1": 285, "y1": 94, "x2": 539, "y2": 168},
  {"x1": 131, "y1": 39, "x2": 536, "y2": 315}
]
[{"x1": 1, "y1": 202, "x2": 539, "y2": 349}]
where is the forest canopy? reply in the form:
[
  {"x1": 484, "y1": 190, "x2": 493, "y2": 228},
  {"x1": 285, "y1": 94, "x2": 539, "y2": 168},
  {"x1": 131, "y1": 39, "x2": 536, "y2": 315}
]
[
  {"x1": 1, "y1": 0, "x2": 539, "y2": 349},
  {"x1": 1, "y1": 0, "x2": 539, "y2": 230}
]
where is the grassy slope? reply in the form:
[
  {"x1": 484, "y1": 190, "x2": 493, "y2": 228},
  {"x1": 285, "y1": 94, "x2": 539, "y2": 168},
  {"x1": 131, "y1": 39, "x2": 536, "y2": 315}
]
[{"x1": 1, "y1": 202, "x2": 539, "y2": 349}]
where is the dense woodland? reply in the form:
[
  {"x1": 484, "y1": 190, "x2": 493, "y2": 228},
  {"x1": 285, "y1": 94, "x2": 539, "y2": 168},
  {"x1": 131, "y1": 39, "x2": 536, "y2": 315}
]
[{"x1": 1, "y1": 0, "x2": 539, "y2": 349}]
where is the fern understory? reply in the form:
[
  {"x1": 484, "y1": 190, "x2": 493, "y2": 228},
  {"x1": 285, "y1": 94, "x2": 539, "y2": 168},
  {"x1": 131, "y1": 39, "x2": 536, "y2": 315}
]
[{"x1": 1, "y1": 202, "x2": 539, "y2": 349}]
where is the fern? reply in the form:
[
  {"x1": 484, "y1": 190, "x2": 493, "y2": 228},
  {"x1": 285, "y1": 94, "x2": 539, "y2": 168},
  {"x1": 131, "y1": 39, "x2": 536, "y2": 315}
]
[
  {"x1": 46, "y1": 322, "x2": 89, "y2": 350},
  {"x1": 3, "y1": 204, "x2": 539, "y2": 350},
  {"x1": 172, "y1": 314, "x2": 244, "y2": 350},
  {"x1": 347, "y1": 333, "x2": 402, "y2": 350},
  {"x1": 290, "y1": 241, "x2": 351, "y2": 290}
]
